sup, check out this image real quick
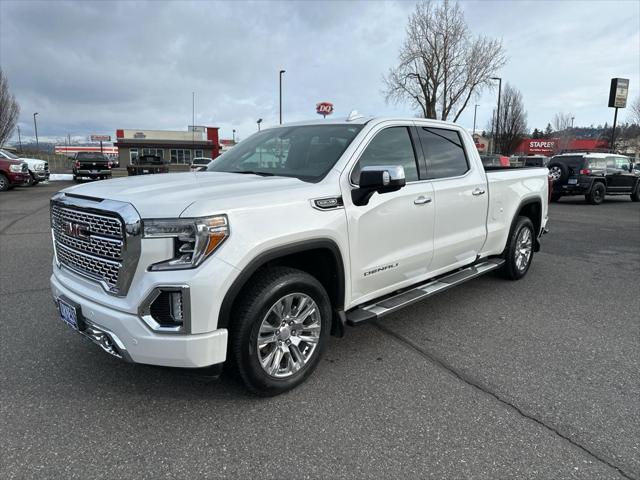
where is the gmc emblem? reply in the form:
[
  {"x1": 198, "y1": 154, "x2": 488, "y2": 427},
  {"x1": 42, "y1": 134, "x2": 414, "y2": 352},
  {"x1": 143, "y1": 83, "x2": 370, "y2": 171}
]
[{"x1": 63, "y1": 221, "x2": 90, "y2": 240}]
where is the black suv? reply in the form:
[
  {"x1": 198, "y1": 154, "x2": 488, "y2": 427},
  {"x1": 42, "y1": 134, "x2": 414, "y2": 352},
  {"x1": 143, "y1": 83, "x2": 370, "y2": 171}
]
[{"x1": 548, "y1": 153, "x2": 640, "y2": 204}]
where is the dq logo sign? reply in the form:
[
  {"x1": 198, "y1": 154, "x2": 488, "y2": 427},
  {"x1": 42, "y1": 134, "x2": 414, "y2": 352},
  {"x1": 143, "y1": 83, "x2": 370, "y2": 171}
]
[{"x1": 316, "y1": 102, "x2": 334, "y2": 117}]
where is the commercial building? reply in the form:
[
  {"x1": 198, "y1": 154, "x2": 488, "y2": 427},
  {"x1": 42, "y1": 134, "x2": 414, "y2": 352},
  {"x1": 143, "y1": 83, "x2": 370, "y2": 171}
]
[
  {"x1": 515, "y1": 138, "x2": 609, "y2": 156},
  {"x1": 55, "y1": 145, "x2": 119, "y2": 159},
  {"x1": 114, "y1": 126, "x2": 220, "y2": 165}
]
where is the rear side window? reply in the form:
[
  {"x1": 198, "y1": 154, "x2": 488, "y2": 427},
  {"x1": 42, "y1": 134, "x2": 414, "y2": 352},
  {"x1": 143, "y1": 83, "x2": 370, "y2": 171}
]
[
  {"x1": 418, "y1": 127, "x2": 469, "y2": 179},
  {"x1": 351, "y1": 127, "x2": 419, "y2": 184},
  {"x1": 588, "y1": 158, "x2": 606, "y2": 169},
  {"x1": 552, "y1": 156, "x2": 585, "y2": 170}
]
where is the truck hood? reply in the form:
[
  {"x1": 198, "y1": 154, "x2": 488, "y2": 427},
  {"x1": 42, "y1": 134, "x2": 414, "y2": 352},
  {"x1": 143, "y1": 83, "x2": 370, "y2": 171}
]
[
  {"x1": 20, "y1": 157, "x2": 47, "y2": 167},
  {"x1": 62, "y1": 172, "x2": 314, "y2": 218}
]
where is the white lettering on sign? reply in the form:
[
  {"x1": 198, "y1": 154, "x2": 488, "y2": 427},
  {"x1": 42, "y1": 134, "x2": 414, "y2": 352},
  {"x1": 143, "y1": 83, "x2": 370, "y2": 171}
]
[{"x1": 530, "y1": 141, "x2": 555, "y2": 148}]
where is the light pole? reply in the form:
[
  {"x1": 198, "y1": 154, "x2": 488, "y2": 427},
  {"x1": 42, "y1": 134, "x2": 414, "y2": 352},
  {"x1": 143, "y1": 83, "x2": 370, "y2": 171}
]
[
  {"x1": 279, "y1": 70, "x2": 285, "y2": 125},
  {"x1": 17, "y1": 126, "x2": 22, "y2": 151},
  {"x1": 232, "y1": 129, "x2": 236, "y2": 143},
  {"x1": 491, "y1": 77, "x2": 501, "y2": 154},
  {"x1": 571, "y1": 116, "x2": 575, "y2": 128},
  {"x1": 257, "y1": 118, "x2": 263, "y2": 131},
  {"x1": 473, "y1": 104, "x2": 479, "y2": 135},
  {"x1": 33, "y1": 112, "x2": 39, "y2": 150}
]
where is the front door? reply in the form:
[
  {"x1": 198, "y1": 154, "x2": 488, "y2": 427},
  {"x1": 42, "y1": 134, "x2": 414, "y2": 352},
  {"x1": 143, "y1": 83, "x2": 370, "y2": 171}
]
[{"x1": 343, "y1": 125, "x2": 435, "y2": 305}]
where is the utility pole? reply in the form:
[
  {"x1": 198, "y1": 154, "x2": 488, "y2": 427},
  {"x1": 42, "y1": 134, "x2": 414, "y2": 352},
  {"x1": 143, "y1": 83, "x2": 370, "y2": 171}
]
[
  {"x1": 491, "y1": 77, "x2": 502, "y2": 154},
  {"x1": 33, "y1": 112, "x2": 39, "y2": 150},
  {"x1": 473, "y1": 104, "x2": 479, "y2": 135},
  {"x1": 17, "y1": 126, "x2": 22, "y2": 151},
  {"x1": 279, "y1": 70, "x2": 286, "y2": 124},
  {"x1": 257, "y1": 118, "x2": 262, "y2": 131},
  {"x1": 192, "y1": 91, "x2": 195, "y2": 160},
  {"x1": 232, "y1": 129, "x2": 236, "y2": 144},
  {"x1": 571, "y1": 116, "x2": 575, "y2": 128}
]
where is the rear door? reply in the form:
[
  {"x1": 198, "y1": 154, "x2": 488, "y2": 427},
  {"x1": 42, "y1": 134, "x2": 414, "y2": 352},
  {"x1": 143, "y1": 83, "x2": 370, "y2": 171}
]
[
  {"x1": 605, "y1": 156, "x2": 625, "y2": 191},
  {"x1": 414, "y1": 124, "x2": 488, "y2": 274}
]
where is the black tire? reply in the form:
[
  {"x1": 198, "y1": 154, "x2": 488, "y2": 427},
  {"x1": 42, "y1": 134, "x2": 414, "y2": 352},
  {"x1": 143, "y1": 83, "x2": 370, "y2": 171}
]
[
  {"x1": 229, "y1": 266, "x2": 331, "y2": 396},
  {"x1": 631, "y1": 182, "x2": 640, "y2": 202},
  {"x1": 0, "y1": 173, "x2": 9, "y2": 191},
  {"x1": 500, "y1": 216, "x2": 535, "y2": 281},
  {"x1": 25, "y1": 173, "x2": 35, "y2": 186},
  {"x1": 550, "y1": 193, "x2": 562, "y2": 203},
  {"x1": 73, "y1": 175, "x2": 79, "y2": 182},
  {"x1": 548, "y1": 162, "x2": 569, "y2": 184},
  {"x1": 586, "y1": 182, "x2": 605, "y2": 205}
]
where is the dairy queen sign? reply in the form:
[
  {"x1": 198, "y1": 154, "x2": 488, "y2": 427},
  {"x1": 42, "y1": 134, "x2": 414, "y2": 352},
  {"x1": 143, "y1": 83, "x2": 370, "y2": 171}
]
[{"x1": 316, "y1": 102, "x2": 334, "y2": 118}]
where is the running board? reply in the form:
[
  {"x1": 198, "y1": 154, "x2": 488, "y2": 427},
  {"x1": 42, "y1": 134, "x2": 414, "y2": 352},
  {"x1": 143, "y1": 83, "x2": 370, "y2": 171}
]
[{"x1": 346, "y1": 258, "x2": 505, "y2": 326}]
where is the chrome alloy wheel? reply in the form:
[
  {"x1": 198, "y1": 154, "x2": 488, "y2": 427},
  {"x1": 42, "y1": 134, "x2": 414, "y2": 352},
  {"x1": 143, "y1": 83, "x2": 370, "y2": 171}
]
[
  {"x1": 515, "y1": 226, "x2": 533, "y2": 271},
  {"x1": 549, "y1": 166, "x2": 562, "y2": 181},
  {"x1": 257, "y1": 293, "x2": 322, "y2": 378}
]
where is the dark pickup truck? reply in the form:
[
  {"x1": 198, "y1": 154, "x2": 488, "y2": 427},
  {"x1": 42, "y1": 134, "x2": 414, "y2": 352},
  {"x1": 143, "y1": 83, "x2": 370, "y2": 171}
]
[
  {"x1": 126, "y1": 154, "x2": 170, "y2": 176},
  {"x1": 73, "y1": 152, "x2": 113, "y2": 182}
]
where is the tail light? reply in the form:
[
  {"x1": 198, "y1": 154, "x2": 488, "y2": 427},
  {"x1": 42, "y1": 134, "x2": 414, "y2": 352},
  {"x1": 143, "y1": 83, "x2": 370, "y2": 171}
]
[
  {"x1": 579, "y1": 168, "x2": 591, "y2": 175},
  {"x1": 74, "y1": 161, "x2": 80, "y2": 169},
  {"x1": 108, "y1": 161, "x2": 113, "y2": 169}
]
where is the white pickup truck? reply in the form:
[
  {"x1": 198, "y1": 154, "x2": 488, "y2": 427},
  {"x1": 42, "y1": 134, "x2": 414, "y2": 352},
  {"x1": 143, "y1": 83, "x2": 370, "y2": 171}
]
[{"x1": 50, "y1": 116, "x2": 549, "y2": 395}]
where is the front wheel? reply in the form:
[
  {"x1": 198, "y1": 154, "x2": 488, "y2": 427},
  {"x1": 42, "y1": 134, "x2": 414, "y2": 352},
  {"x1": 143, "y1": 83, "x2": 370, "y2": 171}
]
[
  {"x1": 0, "y1": 173, "x2": 9, "y2": 191},
  {"x1": 25, "y1": 174, "x2": 35, "y2": 186},
  {"x1": 229, "y1": 267, "x2": 331, "y2": 396},
  {"x1": 500, "y1": 216, "x2": 535, "y2": 280}
]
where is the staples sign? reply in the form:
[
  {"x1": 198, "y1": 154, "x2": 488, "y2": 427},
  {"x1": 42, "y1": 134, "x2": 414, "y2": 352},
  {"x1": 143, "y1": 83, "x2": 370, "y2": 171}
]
[{"x1": 529, "y1": 140, "x2": 555, "y2": 152}]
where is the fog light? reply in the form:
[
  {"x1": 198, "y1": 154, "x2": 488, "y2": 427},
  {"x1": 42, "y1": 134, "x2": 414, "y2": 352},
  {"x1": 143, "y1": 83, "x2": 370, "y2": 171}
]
[{"x1": 140, "y1": 286, "x2": 190, "y2": 333}]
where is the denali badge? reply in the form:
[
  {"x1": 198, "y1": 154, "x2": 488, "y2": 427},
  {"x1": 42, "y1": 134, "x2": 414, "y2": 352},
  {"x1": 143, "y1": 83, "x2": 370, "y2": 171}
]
[
  {"x1": 63, "y1": 221, "x2": 90, "y2": 240},
  {"x1": 364, "y1": 263, "x2": 399, "y2": 277}
]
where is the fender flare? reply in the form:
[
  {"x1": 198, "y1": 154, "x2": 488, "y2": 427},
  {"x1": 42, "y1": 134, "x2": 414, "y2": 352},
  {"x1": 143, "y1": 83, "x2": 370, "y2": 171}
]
[{"x1": 217, "y1": 239, "x2": 347, "y2": 333}]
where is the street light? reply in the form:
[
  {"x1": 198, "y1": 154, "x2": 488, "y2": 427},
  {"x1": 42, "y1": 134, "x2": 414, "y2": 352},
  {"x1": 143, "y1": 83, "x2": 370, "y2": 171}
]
[
  {"x1": 571, "y1": 116, "x2": 575, "y2": 128},
  {"x1": 257, "y1": 118, "x2": 263, "y2": 131},
  {"x1": 491, "y1": 77, "x2": 502, "y2": 154},
  {"x1": 473, "y1": 104, "x2": 479, "y2": 135},
  {"x1": 279, "y1": 70, "x2": 286, "y2": 125},
  {"x1": 232, "y1": 129, "x2": 236, "y2": 143},
  {"x1": 33, "y1": 112, "x2": 39, "y2": 150}
]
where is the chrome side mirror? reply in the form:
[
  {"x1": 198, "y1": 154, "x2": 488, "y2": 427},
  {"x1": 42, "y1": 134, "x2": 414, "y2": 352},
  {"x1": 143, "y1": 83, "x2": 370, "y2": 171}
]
[{"x1": 352, "y1": 165, "x2": 406, "y2": 206}]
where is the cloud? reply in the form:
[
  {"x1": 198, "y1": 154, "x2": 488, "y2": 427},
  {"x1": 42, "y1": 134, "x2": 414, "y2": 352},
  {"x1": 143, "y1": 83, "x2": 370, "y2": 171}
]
[{"x1": 1, "y1": 0, "x2": 638, "y2": 143}]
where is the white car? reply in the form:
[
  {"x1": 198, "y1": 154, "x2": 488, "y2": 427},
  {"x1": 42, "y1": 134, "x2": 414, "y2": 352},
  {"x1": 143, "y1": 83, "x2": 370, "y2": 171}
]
[
  {"x1": 0, "y1": 149, "x2": 49, "y2": 185},
  {"x1": 50, "y1": 116, "x2": 549, "y2": 395},
  {"x1": 190, "y1": 157, "x2": 213, "y2": 171}
]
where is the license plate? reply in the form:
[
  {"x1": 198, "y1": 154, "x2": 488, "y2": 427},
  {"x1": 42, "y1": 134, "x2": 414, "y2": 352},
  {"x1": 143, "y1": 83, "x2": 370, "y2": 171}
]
[
  {"x1": 91, "y1": 170, "x2": 98, "y2": 174},
  {"x1": 568, "y1": 178, "x2": 578, "y2": 184},
  {"x1": 58, "y1": 298, "x2": 79, "y2": 330}
]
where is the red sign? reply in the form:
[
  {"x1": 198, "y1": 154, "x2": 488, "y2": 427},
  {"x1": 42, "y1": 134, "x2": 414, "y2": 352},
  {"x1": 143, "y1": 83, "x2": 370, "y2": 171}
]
[
  {"x1": 516, "y1": 138, "x2": 609, "y2": 155},
  {"x1": 316, "y1": 102, "x2": 334, "y2": 117}
]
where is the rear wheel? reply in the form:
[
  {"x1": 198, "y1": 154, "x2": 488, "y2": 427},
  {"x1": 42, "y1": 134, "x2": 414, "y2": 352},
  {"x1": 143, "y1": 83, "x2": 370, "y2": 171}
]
[
  {"x1": 586, "y1": 182, "x2": 605, "y2": 205},
  {"x1": 631, "y1": 183, "x2": 640, "y2": 202},
  {"x1": 548, "y1": 162, "x2": 569, "y2": 184},
  {"x1": 230, "y1": 267, "x2": 331, "y2": 396},
  {"x1": 0, "y1": 173, "x2": 9, "y2": 191},
  {"x1": 500, "y1": 216, "x2": 535, "y2": 280}
]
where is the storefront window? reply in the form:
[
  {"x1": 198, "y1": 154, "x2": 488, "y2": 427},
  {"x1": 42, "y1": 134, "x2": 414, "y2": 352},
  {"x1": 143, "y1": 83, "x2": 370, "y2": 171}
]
[
  {"x1": 169, "y1": 149, "x2": 193, "y2": 164},
  {"x1": 142, "y1": 148, "x2": 163, "y2": 158},
  {"x1": 129, "y1": 148, "x2": 138, "y2": 164},
  {"x1": 195, "y1": 150, "x2": 203, "y2": 158}
]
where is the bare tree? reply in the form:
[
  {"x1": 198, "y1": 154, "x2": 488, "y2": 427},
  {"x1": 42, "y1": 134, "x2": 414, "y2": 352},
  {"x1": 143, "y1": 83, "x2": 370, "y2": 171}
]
[
  {"x1": 629, "y1": 96, "x2": 640, "y2": 125},
  {"x1": 552, "y1": 112, "x2": 573, "y2": 153},
  {"x1": 0, "y1": 69, "x2": 20, "y2": 147},
  {"x1": 384, "y1": 0, "x2": 506, "y2": 121},
  {"x1": 494, "y1": 83, "x2": 527, "y2": 155}
]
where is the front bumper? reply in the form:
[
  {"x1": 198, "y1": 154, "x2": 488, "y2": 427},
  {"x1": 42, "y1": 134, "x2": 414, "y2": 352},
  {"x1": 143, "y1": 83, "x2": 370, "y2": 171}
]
[
  {"x1": 50, "y1": 273, "x2": 229, "y2": 368},
  {"x1": 32, "y1": 170, "x2": 50, "y2": 181},
  {"x1": 75, "y1": 169, "x2": 112, "y2": 178},
  {"x1": 7, "y1": 172, "x2": 29, "y2": 185}
]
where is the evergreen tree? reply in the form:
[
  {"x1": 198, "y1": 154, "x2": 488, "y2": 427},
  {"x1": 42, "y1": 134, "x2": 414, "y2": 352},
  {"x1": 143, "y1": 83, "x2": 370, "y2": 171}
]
[{"x1": 544, "y1": 123, "x2": 553, "y2": 138}]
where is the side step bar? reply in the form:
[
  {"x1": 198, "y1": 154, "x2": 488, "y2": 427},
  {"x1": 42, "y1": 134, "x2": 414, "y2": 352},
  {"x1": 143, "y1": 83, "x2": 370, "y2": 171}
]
[{"x1": 346, "y1": 258, "x2": 505, "y2": 326}]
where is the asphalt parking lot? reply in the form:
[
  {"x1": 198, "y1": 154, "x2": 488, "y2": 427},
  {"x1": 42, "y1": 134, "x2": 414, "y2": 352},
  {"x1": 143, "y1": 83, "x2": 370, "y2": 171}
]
[{"x1": 1, "y1": 181, "x2": 639, "y2": 479}]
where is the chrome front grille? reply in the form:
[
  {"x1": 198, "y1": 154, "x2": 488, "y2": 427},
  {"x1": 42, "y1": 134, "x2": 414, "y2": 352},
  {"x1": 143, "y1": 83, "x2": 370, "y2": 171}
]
[{"x1": 50, "y1": 195, "x2": 141, "y2": 296}]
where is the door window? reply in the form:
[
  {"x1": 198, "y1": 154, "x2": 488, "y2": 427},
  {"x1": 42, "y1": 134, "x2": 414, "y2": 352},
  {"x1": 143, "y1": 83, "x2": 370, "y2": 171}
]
[
  {"x1": 615, "y1": 157, "x2": 630, "y2": 171},
  {"x1": 351, "y1": 127, "x2": 419, "y2": 184},
  {"x1": 129, "y1": 148, "x2": 138, "y2": 164},
  {"x1": 417, "y1": 127, "x2": 469, "y2": 179},
  {"x1": 605, "y1": 157, "x2": 618, "y2": 170}
]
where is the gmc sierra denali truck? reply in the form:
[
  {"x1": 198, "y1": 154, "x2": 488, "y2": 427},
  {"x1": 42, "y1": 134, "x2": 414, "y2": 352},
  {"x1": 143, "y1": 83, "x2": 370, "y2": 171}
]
[{"x1": 50, "y1": 116, "x2": 549, "y2": 395}]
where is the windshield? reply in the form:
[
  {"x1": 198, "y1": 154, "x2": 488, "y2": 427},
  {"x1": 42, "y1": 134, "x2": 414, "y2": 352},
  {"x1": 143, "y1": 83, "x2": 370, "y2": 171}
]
[
  {"x1": 76, "y1": 152, "x2": 107, "y2": 160},
  {"x1": 193, "y1": 158, "x2": 211, "y2": 165},
  {"x1": 206, "y1": 124, "x2": 363, "y2": 181},
  {"x1": 0, "y1": 149, "x2": 20, "y2": 160}
]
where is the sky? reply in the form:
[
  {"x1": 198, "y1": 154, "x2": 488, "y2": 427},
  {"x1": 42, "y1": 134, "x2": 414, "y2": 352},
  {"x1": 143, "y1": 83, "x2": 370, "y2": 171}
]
[{"x1": 1, "y1": 0, "x2": 639, "y2": 144}]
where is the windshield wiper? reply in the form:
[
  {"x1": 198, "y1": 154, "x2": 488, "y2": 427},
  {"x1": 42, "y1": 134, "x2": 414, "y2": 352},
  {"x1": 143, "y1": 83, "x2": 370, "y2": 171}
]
[{"x1": 230, "y1": 170, "x2": 277, "y2": 177}]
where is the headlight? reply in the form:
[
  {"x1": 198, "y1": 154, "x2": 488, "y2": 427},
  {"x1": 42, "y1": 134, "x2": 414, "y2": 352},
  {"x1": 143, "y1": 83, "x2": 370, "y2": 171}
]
[
  {"x1": 9, "y1": 164, "x2": 23, "y2": 172},
  {"x1": 143, "y1": 215, "x2": 229, "y2": 270}
]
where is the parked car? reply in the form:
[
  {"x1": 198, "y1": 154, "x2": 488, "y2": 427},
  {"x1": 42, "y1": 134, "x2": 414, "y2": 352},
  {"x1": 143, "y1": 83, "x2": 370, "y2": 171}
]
[
  {"x1": 521, "y1": 155, "x2": 550, "y2": 168},
  {"x1": 190, "y1": 157, "x2": 214, "y2": 171},
  {"x1": 0, "y1": 157, "x2": 29, "y2": 191},
  {"x1": 0, "y1": 149, "x2": 49, "y2": 185},
  {"x1": 480, "y1": 154, "x2": 510, "y2": 168},
  {"x1": 126, "y1": 154, "x2": 170, "y2": 176},
  {"x1": 50, "y1": 116, "x2": 549, "y2": 395},
  {"x1": 73, "y1": 152, "x2": 112, "y2": 182},
  {"x1": 548, "y1": 153, "x2": 640, "y2": 204}
]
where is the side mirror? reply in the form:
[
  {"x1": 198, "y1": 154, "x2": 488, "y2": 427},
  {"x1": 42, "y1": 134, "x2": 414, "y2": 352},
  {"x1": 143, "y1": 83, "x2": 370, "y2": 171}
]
[{"x1": 352, "y1": 165, "x2": 406, "y2": 206}]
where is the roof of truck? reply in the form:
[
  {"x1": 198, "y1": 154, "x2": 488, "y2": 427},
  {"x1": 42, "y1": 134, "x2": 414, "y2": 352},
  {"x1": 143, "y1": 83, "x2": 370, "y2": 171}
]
[{"x1": 276, "y1": 115, "x2": 461, "y2": 129}]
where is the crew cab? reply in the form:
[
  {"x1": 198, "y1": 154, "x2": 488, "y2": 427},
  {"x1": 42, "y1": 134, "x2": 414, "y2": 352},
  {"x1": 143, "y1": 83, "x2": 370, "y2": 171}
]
[
  {"x1": 127, "y1": 154, "x2": 170, "y2": 176},
  {"x1": 50, "y1": 116, "x2": 549, "y2": 395},
  {"x1": 0, "y1": 149, "x2": 50, "y2": 185},
  {"x1": 548, "y1": 153, "x2": 640, "y2": 203},
  {"x1": 72, "y1": 152, "x2": 112, "y2": 182},
  {"x1": 0, "y1": 156, "x2": 29, "y2": 191}
]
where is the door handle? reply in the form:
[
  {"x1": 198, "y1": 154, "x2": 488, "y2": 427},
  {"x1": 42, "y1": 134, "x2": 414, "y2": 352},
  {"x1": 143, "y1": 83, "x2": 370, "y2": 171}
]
[
  {"x1": 472, "y1": 188, "x2": 486, "y2": 196},
  {"x1": 414, "y1": 196, "x2": 432, "y2": 205}
]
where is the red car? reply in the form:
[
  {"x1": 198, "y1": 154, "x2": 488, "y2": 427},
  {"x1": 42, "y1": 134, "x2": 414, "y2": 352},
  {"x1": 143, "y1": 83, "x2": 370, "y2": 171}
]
[{"x1": 0, "y1": 157, "x2": 30, "y2": 191}]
